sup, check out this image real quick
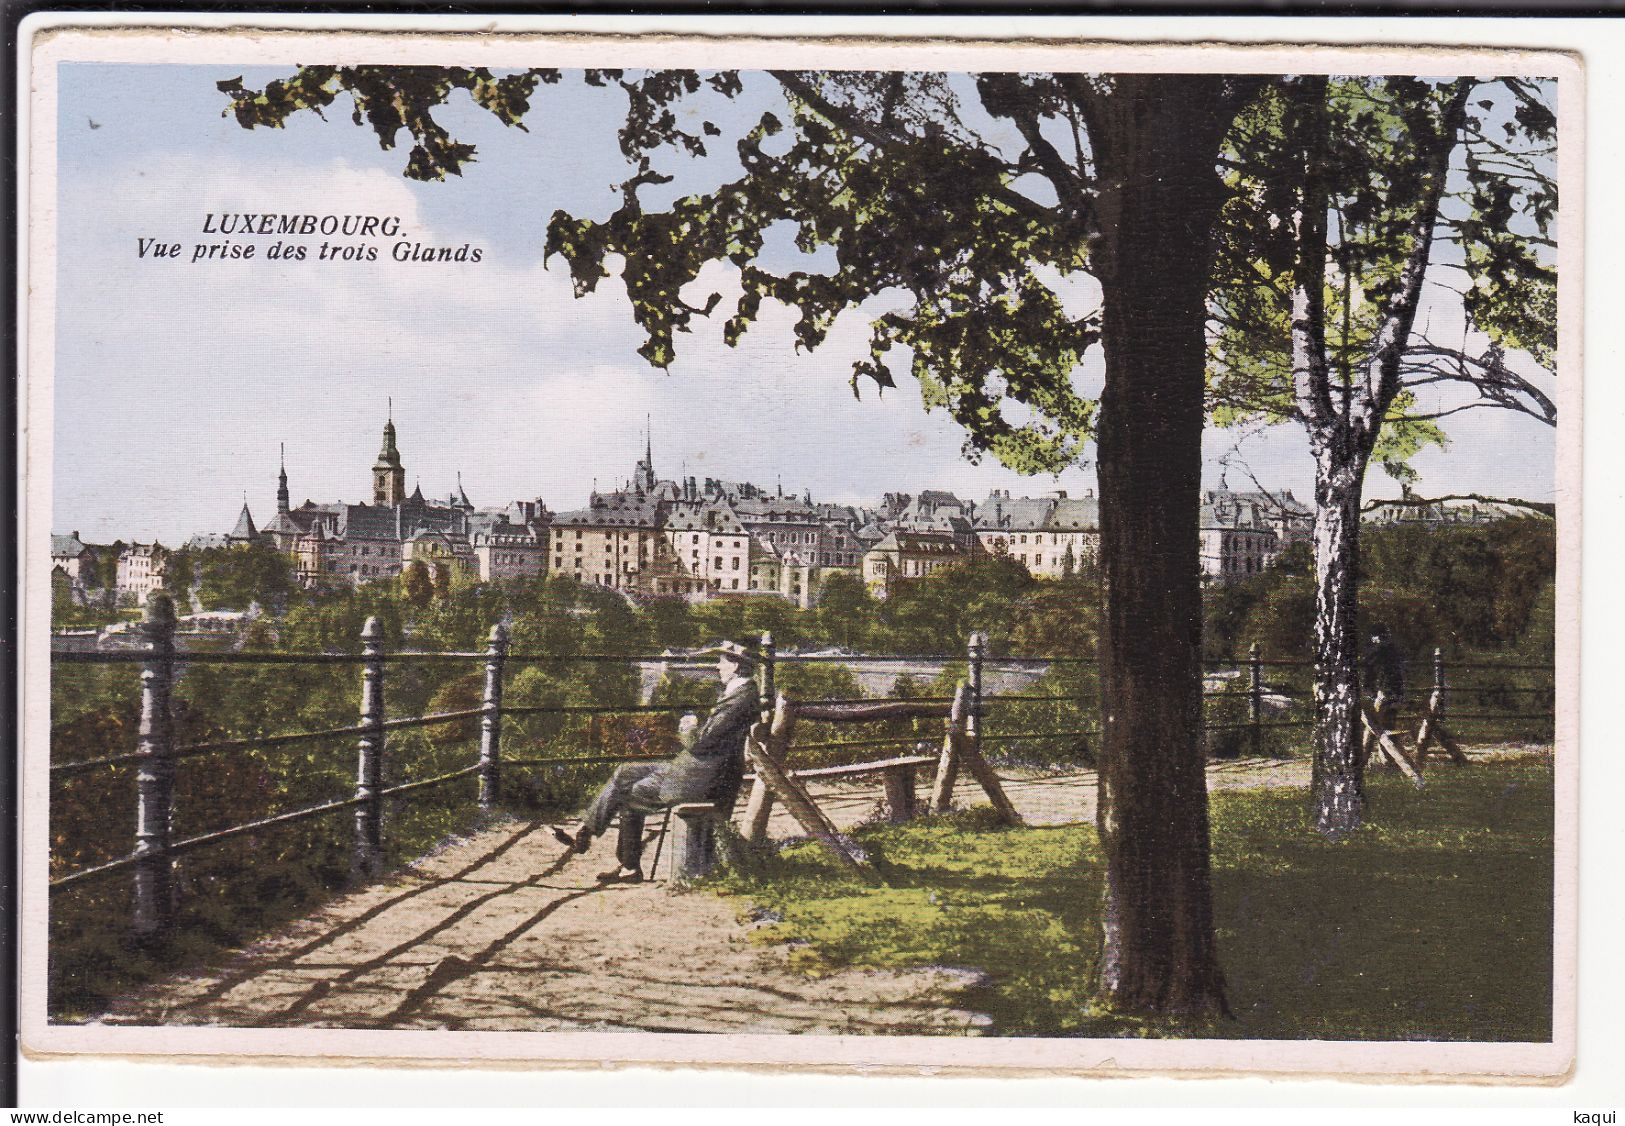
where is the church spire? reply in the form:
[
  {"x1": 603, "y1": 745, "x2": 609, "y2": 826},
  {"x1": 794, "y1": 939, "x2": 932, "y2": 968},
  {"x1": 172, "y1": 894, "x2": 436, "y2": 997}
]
[
  {"x1": 277, "y1": 442, "x2": 290, "y2": 515},
  {"x1": 634, "y1": 416, "x2": 656, "y2": 493}
]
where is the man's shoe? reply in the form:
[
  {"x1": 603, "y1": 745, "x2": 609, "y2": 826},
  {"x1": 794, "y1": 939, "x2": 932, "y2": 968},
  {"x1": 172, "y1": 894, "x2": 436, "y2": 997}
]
[
  {"x1": 596, "y1": 867, "x2": 644, "y2": 884},
  {"x1": 552, "y1": 826, "x2": 589, "y2": 853}
]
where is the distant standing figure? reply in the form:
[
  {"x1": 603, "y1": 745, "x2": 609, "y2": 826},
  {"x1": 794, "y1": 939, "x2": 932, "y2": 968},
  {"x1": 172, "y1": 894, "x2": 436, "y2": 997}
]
[
  {"x1": 1362, "y1": 624, "x2": 1406, "y2": 704},
  {"x1": 553, "y1": 641, "x2": 759, "y2": 883},
  {"x1": 1361, "y1": 624, "x2": 1406, "y2": 761}
]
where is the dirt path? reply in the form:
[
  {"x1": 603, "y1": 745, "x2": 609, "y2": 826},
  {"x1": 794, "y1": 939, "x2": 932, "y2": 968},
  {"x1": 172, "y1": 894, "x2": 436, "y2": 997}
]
[{"x1": 92, "y1": 751, "x2": 1505, "y2": 1034}]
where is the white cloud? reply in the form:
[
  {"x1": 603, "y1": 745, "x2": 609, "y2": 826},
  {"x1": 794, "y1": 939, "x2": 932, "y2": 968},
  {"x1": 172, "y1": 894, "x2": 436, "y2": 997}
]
[{"x1": 51, "y1": 115, "x2": 1558, "y2": 546}]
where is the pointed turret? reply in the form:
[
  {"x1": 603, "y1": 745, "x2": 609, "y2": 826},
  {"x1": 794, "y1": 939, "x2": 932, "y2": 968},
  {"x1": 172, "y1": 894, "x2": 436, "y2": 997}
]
[
  {"x1": 452, "y1": 471, "x2": 474, "y2": 511},
  {"x1": 230, "y1": 501, "x2": 258, "y2": 542},
  {"x1": 277, "y1": 442, "x2": 290, "y2": 515}
]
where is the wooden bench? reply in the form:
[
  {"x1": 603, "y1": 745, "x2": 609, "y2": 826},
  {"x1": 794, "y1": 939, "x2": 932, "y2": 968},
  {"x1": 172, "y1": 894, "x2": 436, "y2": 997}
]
[
  {"x1": 739, "y1": 684, "x2": 1022, "y2": 874},
  {"x1": 744, "y1": 753, "x2": 937, "y2": 826}
]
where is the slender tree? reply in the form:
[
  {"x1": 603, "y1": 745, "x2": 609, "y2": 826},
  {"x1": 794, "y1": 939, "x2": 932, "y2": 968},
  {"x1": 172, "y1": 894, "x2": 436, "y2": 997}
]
[
  {"x1": 220, "y1": 65, "x2": 1262, "y2": 1019},
  {"x1": 1208, "y1": 76, "x2": 1556, "y2": 836}
]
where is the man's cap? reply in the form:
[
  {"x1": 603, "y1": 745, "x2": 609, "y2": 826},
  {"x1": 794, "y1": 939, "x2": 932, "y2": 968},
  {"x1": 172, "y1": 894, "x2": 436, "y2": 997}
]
[{"x1": 704, "y1": 639, "x2": 758, "y2": 667}]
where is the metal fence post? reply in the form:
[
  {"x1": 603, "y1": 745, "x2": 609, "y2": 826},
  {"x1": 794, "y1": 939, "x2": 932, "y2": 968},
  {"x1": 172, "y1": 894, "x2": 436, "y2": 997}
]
[
  {"x1": 1249, "y1": 642, "x2": 1263, "y2": 758},
  {"x1": 353, "y1": 616, "x2": 386, "y2": 881},
  {"x1": 759, "y1": 631, "x2": 776, "y2": 720},
  {"x1": 132, "y1": 593, "x2": 177, "y2": 940},
  {"x1": 967, "y1": 631, "x2": 986, "y2": 760},
  {"x1": 479, "y1": 622, "x2": 507, "y2": 811},
  {"x1": 1433, "y1": 646, "x2": 1446, "y2": 721}
]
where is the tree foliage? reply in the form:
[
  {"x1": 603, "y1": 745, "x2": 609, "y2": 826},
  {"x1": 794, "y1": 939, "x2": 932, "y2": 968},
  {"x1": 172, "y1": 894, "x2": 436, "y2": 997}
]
[{"x1": 1208, "y1": 75, "x2": 1557, "y2": 471}]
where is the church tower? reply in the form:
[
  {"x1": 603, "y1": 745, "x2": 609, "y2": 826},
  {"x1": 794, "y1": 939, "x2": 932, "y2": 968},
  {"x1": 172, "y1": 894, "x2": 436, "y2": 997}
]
[
  {"x1": 277, "y1": 442, "x2": 290, "y2": 516},
  {"x1": 373, "y1": 401, "x2": 406, "y2": 507}
]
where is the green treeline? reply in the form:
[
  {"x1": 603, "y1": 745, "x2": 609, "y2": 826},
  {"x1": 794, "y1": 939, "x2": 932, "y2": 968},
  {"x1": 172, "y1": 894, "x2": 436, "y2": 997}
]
[{"x1": 46, "y1": 519, "x2": 1553, "y2": 1015}]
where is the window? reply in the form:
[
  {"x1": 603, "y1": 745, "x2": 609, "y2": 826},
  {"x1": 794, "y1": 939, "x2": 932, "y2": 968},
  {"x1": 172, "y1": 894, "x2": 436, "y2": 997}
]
[
  {"x1": 731, "y1": 579, "x2": 740, "y2": 589},
  {"x1": 1035, "y1": 554, "x2": 1042, "y2": 566},
  {"x1": 731, "y1": 557, "x2": 740, "y2": 570},
  {"x1": 714, "y1": 557, "x2": 723, "y2": 570}
]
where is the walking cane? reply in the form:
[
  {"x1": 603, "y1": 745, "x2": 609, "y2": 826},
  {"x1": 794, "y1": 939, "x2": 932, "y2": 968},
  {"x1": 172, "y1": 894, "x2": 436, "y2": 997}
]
[{"x1": 647, "y1": 807, "x2": 674, "y2": 880}]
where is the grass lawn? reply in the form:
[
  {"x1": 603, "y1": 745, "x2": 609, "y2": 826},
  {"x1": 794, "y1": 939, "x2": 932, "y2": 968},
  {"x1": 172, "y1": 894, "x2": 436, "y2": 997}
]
[{"x1": 712, "y1": 753, "x2": 1554, "y2": 1039}]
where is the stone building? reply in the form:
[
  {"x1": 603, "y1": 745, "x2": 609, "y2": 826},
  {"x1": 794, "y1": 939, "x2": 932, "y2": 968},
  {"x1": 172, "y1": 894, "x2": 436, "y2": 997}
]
[
  {"x1": 188, "y1": 501, "x2": 264, "y2": 550},
  {"x1": 403, "y1": 529, "x2": 478, "y2": 583},
  {"x1": 262, "y1": 424, "x2": 478, "y2": 589},
  {"x1": 863, "y1": 530, "x2": 966, "y2": 597},
  {"x1": 1038, "y1": 493, "x2": 1101, "y2": 576},
  {"x1": 664, "y1": 502, "x2": 751, "y2": 594},
  {"x1": 472, "y1": 523, "x2": 550, "y2": 582},
  {"x1": 1200, "y1": 490, "x2": 1279, "y2": 581},
  {"x1": 1227, "y1": 489, "x2": 1313, "y2": 548},
  {"x1": 974, "y1": 491, "x2": 1057, "y2": 569},
  {"x1": 1362, "y1": 496, "x2": 1533, "y2": 528},
  {"x1": 549, "y1": 494, "x2": 665, "y2": 593},
  {"x1": 116, "y1": 541, "x2": 167, "y2": 605},
  {"x1": 51, "y1": 532, "x2": 95, "y2": 586}
]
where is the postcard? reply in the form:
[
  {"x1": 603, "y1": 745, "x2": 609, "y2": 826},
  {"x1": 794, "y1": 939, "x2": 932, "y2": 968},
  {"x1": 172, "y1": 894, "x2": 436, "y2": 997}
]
[{"x1": 16, "y1": 18, "x2": 1582, "y2": 1082}]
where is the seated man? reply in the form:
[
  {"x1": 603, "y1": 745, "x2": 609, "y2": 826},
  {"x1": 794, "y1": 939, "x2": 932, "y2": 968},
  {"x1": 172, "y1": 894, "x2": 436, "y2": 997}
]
[{"x1": 552, "y1": 640, "x2": 760, "y2": 883}]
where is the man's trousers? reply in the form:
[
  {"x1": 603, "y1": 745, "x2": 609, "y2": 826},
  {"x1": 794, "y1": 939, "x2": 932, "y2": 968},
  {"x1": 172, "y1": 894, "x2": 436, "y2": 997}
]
[{"x1": 581, "y1": 761, "x2": 671, "y2": 871}]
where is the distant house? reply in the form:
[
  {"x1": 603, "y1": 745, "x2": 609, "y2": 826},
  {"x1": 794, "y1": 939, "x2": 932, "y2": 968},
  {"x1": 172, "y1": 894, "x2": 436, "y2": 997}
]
[
  {"x1": 1225, "y1": 489, "x2": 1313, "y2": 549},
  {"x1": 664, "y1": 501, "x2": 750, "y2": 594},
  {"x1": 974, "y1": 491, "x2": 1056, "y2": 572},
  {"x1": 863, "y1": 530, "x2": 965, "y2": 597},
  {"x1": 1363, "y1": 497, "x2": 1540, "y2": 528},
  {"x1": 1199, "y1": 491, "x2": 1278, "y2": 581},
  {"x1": 116, "y1": 542, "x2": 167, "y2": 605},
  {"x1": 187, "y1": 501, "x2": 265, "y2": 550},
  {"x1": 50, "y1": 532, "x2": 95, "y2": 588},
  {"x1": 403, "y1": 530, "x2": 478, "y2": 584},
  {"x1": 472, "y1": 523, "x2": 549, "y2": 582}
]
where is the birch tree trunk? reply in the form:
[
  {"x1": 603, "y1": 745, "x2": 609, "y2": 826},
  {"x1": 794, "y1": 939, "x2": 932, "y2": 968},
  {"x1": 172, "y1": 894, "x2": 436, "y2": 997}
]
[{"x1": 1309, "y1": 445, "x2": 1368, "y2": 836}]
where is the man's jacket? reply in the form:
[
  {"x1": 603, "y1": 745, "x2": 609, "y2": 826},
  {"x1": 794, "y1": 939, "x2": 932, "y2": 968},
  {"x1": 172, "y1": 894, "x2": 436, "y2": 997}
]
[
  {"x1": 1362, "y1": 639, "x2": 1406, "y2": 701},
  {"x1": 658, "y1": 677, "x2": 759, "y2": 810}
]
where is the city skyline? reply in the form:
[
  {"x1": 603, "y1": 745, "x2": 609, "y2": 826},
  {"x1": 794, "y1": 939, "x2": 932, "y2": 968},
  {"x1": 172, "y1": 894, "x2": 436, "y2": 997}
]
[{"x1": 51, "y1": 64, "x2": 1557, "y2": 545}]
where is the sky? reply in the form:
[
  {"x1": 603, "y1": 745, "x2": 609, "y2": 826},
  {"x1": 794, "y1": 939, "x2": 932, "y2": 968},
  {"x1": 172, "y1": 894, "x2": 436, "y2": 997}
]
[{"x1": 50, "y1": 64, "x2": 1560, "y2": 545}]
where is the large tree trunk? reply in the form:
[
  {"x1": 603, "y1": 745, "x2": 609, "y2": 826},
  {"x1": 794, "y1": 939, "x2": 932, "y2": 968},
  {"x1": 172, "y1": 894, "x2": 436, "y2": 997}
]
[
  {"x1": 1309, "y1": 443, "x2": 1369, "y2": 837},
  {"x1": 1085, "y1": 77, "x2": 1240, "y2": 1019}
]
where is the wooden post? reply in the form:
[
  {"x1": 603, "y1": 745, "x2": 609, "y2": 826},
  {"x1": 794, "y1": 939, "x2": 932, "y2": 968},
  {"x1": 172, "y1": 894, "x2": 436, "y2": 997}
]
[
  {"x1": 353, "y1": 616, "x2": 386, "y2": 881},
  {"x1": 132, "y1": 593, "x2": 177, "y2": 939},
  {"x1": 758, "y1": 631, "x2": 776, "y2": 723},
  {"x1": 1414, "y1": 647, "x2": 1468, "y2": 769},
  {"x1": 1360, "y1": 696, "x2": 1424, "y2": 789},
  {"x1": 743, "y1": 696, "x2": 795, "y2": 845},
  {"x1": 478, "y1": 622, "x2": 507, "y2": 811},
  {"x1": 932, "y1": 680, "x2": 969, "y2": 813},
  {"x1": 882, "y1": 757, "x2": 919, "y2": 824},
  {"x1": 670, "y1": 802, "x2": 719, "y2": 882},
  {"x1": 1248, "y1": 642, "x2": 1263, "y2": 758}
]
